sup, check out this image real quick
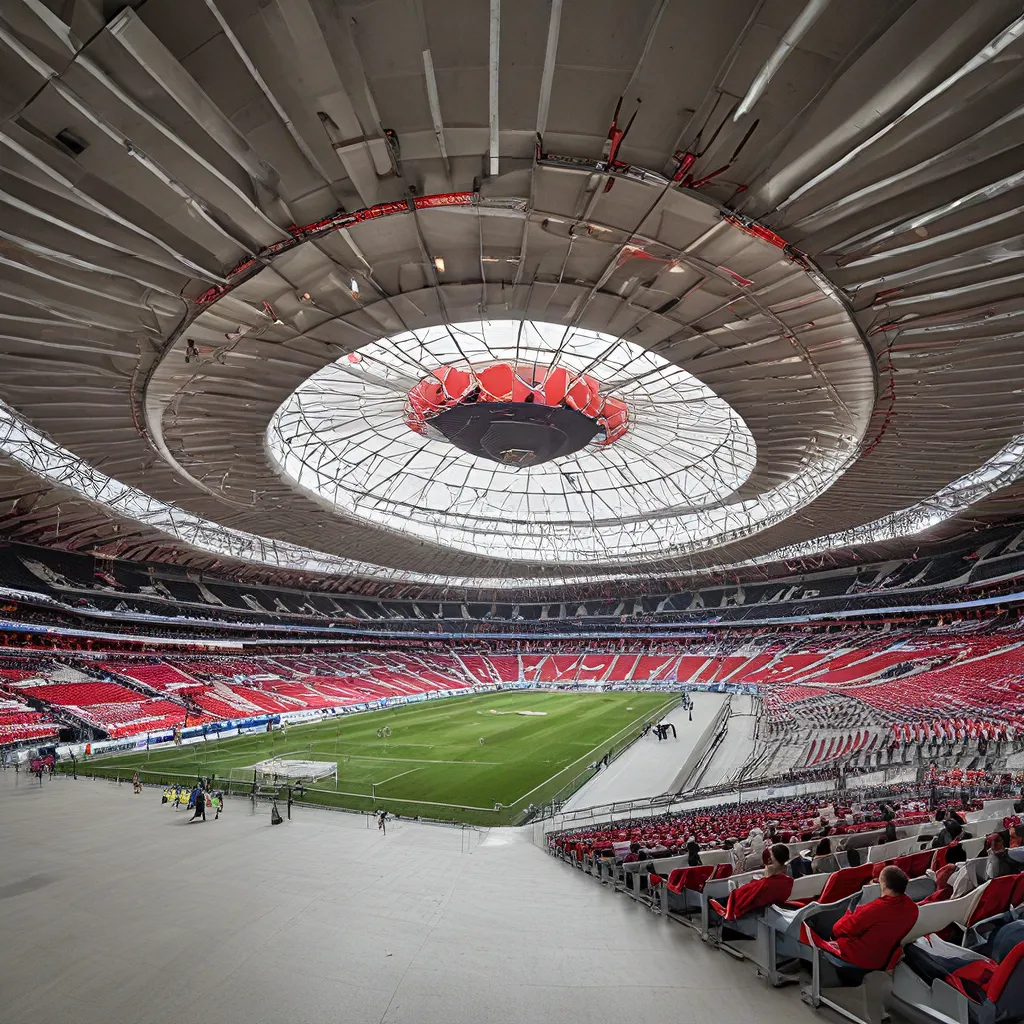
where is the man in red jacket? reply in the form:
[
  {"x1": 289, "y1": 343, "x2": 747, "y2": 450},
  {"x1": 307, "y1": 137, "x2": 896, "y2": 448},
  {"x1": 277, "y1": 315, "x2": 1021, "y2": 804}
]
[
  {"x1": 721, "y1": 843, "x2": 794, "y2": 919},
  {"x1": 829, "y1": 865, "x2": 918, "y2": 969}
]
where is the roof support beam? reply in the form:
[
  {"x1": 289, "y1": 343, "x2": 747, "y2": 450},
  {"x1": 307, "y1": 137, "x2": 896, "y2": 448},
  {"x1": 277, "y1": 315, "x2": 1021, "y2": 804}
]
[
  {"x1": 488, "y1": 0, "x2": 501, "y2": 177},
  {"x1": 734, "y1": 0, "x2": 830, "y2": 121},
  {"x1": 202, "y1": 0, "x2": 340, "y2": 197},
  {"x1": 535, "y1": 0, "x2": 563, "y2": 138},
  {"x1": 105, "y1": 9, "x2": 283, "y2": 200},
  {"x1": 422, "y1": 48, "x2": 451, "y2": 179}
]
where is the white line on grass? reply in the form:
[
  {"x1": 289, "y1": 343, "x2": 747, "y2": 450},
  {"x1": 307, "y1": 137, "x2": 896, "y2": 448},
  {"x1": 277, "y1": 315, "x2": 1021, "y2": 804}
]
[
  {"x1": 507, "y1": 696, "x2": 679, "y2": 808},
  {"x1": 373, "y1": 766, "x2": 422, "y2": 787}
]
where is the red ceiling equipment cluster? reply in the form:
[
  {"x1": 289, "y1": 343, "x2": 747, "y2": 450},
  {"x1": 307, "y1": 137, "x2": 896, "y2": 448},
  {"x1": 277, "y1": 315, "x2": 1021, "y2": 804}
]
[{"x1": 404, "y1": 363, "x2": 630, "y2": 447}]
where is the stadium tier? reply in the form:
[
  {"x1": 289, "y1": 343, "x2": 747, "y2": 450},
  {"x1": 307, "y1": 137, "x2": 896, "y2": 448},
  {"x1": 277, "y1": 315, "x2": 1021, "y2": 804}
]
[
  {"x1": 3, "y1": 522, "x2": 1024, "y2": 637},
  {"x1": 0, "y1": 687, "x2": 58, "y2": 745},
  {"x1": 2, "y1": 625, "x2": 1023, "y2": 767}
]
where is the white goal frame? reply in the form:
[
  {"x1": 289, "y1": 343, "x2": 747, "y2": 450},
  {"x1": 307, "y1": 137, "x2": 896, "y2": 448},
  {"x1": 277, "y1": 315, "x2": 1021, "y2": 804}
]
[{"x1": 251, "y1": 757, "x2": 338, "y2": 784}]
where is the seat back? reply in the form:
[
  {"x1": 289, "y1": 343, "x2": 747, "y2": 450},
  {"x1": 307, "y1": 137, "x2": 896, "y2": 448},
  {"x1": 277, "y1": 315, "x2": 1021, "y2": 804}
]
[
  {"x1": 837, "y1": 828, "x2": 889, "y2": 852},
  {"x1": 666, "y1": 868, "x2": 687, "y2": 889},
  {"x1": 969, "y1": 818, "x2": 1006, "y2": 840},
  {"x1": 818, "y1": 863, "x2": 875, "y2": 904},
  {"x1": 966, "y1": 857, "x2": 989, "y2": 887},
  {"x1": 789, "y1": 872, "x2": 829, "y2": 901},
  {"x1": 627, "y1": 853, "x2": 686, "y2": 876},
  {"x1": 682, "y1": 865, "x2": 714, "y2": 893},
  {"x1": 963, "y1": 837, "x2": 986, "y2": 859},
  {"x1": 904, "y1": 884, "x2": 990, "y2": 945},
  {"x1": 723, "y1": 868, "x2": 763, "y2": 891},
  {"x1": 968, "y1": 873, "x2": 1019, "y2": 927},
  {"x1": 711, "y1": 863, "x2": 732, "y2": 881},
  {"x1": 702, "y1": 848, "x2": 732, "y2": 866},
  {"x1": 868, "y1": 836, "x2": 920, "y2": 863},
  {"x1": 893, "y1": 849, "x2": 935, "y2": 878},
  {"x1": 971, "y1": 801, "x2": 1019, "y2": 822}
]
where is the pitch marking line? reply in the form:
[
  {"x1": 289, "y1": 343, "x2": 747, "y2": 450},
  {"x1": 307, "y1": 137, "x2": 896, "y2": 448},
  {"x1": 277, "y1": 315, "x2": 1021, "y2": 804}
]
[
  {"x1": 373, "y1": 767, "x2": 422, "y2": 787},
  {"x1": 507, "y1": 695, "x2": 680, "y2": 808}
]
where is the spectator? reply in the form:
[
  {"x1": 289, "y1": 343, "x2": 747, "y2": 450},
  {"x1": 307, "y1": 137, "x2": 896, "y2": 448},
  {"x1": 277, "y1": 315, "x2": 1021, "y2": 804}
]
[
  {"x1": 986, "y1": 833, "x2": 1021, "y2": 879},
  {"x1": 987, "y1": 918, "x2": 1024, "y2": 962},
  {"x1": 812, "y1": 837, "x2": 841, "y2": 875},
  {"x1": 189, "y1": 785, "x2": 206, "y2": 822},
  {"x1": 724, "y1": 844, "x2": 794, "y2": 919},
  {"x1": 945, "y1": 844, "x2": 976, "y2": 899},
  {"x1": 725, "y1": 838, "x2": 744, "y2": 875},
  {"x1": 829, "y1": 866, "x2": 918, "y2": 970},
  {"x1": 685, "y1": 839, "x2": 701, "y2": 867},
  {"x1": 932, "y1": 818, "x2": 965, "y2": 849},
  {"x1": 745, "y1": 827, "x2": 766, "y2": 863}
]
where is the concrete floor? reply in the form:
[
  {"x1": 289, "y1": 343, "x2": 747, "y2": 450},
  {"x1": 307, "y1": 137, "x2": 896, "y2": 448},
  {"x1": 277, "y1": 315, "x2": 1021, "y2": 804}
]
[
  {"x1": 562, "y1": 693, "x2": 726, "y2": 810},
  {"x1": 0, "y1": 769, "x2": 827, "y2": 1024}
]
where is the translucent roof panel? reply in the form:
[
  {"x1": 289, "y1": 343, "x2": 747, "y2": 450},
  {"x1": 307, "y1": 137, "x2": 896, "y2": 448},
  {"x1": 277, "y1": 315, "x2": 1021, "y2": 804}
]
[{"x1": 266, "y1": 320, "x2": 849, "y2": 564}]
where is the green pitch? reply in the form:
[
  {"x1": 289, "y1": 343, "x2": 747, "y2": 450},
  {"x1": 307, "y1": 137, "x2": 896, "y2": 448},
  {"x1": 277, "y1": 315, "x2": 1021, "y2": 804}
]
[{"x1": 70, "y1": 690, "x2": 676, "y2": 825}]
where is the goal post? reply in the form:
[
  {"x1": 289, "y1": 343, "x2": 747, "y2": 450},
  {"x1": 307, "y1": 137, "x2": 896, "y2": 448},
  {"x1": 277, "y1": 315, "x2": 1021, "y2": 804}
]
[{"x1": 251, "y1": 757, "x2": 338, "y2": 785}]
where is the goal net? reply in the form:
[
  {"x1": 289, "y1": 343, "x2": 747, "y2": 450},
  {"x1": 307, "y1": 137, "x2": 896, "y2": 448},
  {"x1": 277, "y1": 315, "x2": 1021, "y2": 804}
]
[{"x1": 252, "y1": 758, "x2": 338, "y2": 784}]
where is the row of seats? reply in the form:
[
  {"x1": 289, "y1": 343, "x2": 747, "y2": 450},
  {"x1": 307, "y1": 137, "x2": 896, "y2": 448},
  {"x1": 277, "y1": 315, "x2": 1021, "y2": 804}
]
[
  {"x1": 0, "y1": 685, "x2": 60, "y2": 745},
  {"x1": 553, "y1": 793, "x2": 1024, "y2": 1023}
]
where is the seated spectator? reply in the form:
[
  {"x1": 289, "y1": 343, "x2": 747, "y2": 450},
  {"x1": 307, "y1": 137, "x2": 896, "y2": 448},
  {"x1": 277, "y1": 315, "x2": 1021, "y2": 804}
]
[
  {"x1": 932, "y1": 819, "x2": 965, "y2": 849},
  {"x1": 944, "y1": 844, "x2": 977, "y2": 899},
  {"x1": 725, "y1": 838, "x2": 744, "y2": 874},
  {"x1": 743, "y1": 827, "x2": 766, "y2": 865},
  {"x1": 829, "y1": 866, "x2": 919, "y2": 970},
  {"x1": 986, "y1": 833, "x2": 1022, "y2": 880},
  {"x1": 724, "y1": 844, "x2": 794, "y2": 919},
  {"x1": 685, "y1": 839, "x2": 702, "y2": 867},
  {"x1": 812, "y1": 837, "x2": 841, "y2": 874}
]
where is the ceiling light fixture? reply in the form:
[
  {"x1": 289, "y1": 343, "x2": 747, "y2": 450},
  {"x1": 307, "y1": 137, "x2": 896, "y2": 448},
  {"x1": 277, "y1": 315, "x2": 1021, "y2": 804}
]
[{"x1": 434, "y1": 257, "x2": 446, "y2": 272}]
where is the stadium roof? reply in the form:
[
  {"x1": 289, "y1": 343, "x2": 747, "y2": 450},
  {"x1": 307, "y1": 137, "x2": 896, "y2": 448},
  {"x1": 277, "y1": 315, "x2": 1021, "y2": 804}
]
[{"x1": 1, "y1": 0, "x2": 1024, "y2": 593}]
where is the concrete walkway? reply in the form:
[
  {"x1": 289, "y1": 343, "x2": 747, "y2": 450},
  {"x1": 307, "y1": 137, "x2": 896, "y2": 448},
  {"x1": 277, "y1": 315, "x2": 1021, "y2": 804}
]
[
  {"x1": 561, "y1": 692, "x2": 726, "y2": 811},
  {"x1": 699, "y1": 693, "x2": 758, "y2": 788}
]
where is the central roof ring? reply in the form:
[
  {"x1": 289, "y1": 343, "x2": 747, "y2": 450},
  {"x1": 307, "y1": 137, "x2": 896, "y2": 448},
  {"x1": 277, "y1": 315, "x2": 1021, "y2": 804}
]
[
  {"x1": 264, "y1": 320, "x2": 773, "y2": 564},
  {"x1": 404, "y1": 362, "x2": 629, "y2": 467}
]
